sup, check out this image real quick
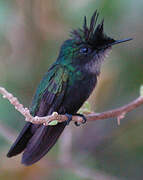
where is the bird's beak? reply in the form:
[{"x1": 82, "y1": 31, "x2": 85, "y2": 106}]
[
  {"x1": 101, "y1": 38, "x2": 133, "y2": 50},
  {"x1": 110, "y1": 38, "x2": 133, "y2": 46}
]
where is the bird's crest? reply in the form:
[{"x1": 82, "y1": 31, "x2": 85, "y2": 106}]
[{"x1": 71, "y1": 10, "x2": 115, "y2": 47}]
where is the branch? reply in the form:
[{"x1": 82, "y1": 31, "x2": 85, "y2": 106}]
[{"x1": 0, "y1": 87, "x2": 143, "y2": 126}]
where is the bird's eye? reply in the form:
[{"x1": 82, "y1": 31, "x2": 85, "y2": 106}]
[{"x1": 79, "y1": 47, "x2": 90, "y2": 54}]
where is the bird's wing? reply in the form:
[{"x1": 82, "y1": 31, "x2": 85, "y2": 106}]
[
  {"x1": 30, "y1": 64, "x2": 68, "y2": 117},
  {"x1": 7, "y1": 64, "x2": 69, "y2": 165}
]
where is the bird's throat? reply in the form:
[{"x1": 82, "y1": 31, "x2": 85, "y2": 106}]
[{"x1": 84, "y1": 47, "x2": 112, "y2": 75}]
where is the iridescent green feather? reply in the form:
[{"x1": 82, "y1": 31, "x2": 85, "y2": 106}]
[{"x1": 30, "y1": 65, "x2": 68, "y2": 116}]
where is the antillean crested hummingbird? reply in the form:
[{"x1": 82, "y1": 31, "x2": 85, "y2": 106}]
[{"x1": 7, "y1": 10, "x2": 132, "y2": 166}]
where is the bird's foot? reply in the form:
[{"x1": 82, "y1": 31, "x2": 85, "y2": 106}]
[
  {"x1": 74, "y1": 113, "x2": 87, "y2": 127},
  {"x1": 65, "y1": 113, "x2": 87, "y2": 127}
]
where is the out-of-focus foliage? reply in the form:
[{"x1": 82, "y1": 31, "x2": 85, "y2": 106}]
[{"x1": 0, "y1": 0, "x2": 143, "y2": 179}]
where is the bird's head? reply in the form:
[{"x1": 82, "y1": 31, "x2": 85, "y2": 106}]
[{"x1": 57, "y1": 11, "x2": 132, "y2": 75}]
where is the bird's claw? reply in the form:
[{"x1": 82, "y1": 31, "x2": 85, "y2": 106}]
[
  {"x1": 65, "y1": 113, "x2": 87, "y2": 127},
  {"x1": 74, "y1": 113, "x2": 87, "y2": 127}
]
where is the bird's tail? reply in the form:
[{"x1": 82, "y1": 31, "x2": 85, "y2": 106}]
[
  {"x1": 7, "y1": 122, "x2": 66, "y2": 166},
  {"x1": 7, "y1": 122, "x2": 33, "y2": 157}
]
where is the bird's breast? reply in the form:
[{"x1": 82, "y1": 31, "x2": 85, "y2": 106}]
[{"x1": 60, "y1": 73, "x2": 97, "y2": 114}]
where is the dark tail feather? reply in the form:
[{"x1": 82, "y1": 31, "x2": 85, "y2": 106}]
[
  {"x1": 22, "y1": 122, "x2": 66, "y2": 166},
  {"x1": 7, "y1": 122, "x2": 32, "y2": 157}
]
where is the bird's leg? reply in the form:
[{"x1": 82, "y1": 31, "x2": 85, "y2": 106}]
[
  {"x1": 65, "y1": 113, "x2": 73, "y2": 125},
  {"x1": 65, "y1": 113, "x2": 87, "y2": 126}
]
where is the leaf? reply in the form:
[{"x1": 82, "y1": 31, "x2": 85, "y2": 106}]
[
  {"x1": 78, "y1": 101, "x2": 92, "y2": 114},
  {"x1": 140, "y1": 85, "x2": 143, "y2": 97},
  {"x1": 48, "y1": 120, "x2": 58, "y2": 126}
]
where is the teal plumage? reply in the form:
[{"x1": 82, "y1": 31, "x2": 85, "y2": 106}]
[{"x1": 30, "y1": 64, "x2": 69, "y2": 116}]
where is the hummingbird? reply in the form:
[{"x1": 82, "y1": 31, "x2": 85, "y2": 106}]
[{"x1": 7, "y1": 10, "x2": 132, "y2": 166}]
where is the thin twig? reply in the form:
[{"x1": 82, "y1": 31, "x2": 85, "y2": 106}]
[
  {"x1": 0, "y1": 87, "x2": 143, "y2": 126},
  {"x1": 0, "y1": 87, "x2": 140, "y2": 179}
]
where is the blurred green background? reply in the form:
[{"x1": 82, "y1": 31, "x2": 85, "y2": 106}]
[{"x1": 0, "y1": 0, "x2": 143, "y2": 180}]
